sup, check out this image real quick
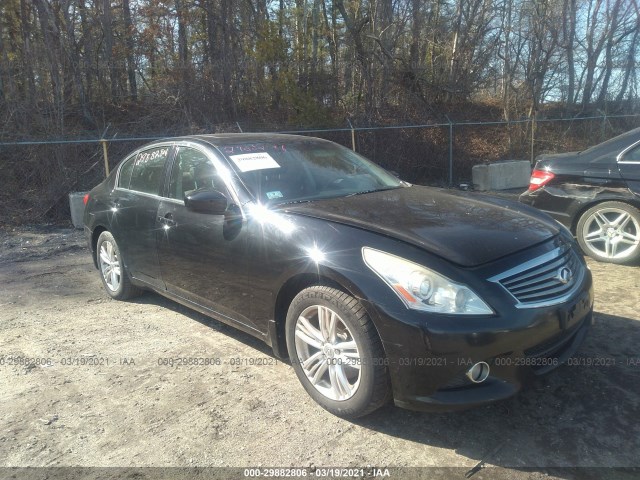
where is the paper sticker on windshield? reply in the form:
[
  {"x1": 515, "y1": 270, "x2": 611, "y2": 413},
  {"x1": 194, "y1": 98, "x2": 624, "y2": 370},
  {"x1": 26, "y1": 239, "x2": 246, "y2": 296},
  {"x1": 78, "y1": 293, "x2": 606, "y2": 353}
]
[
  {"x1": 229, "y1": 152, "x2": 280, "y2": 172},
  {"x1": 266, "y1": 191, "x2": 284, "y2": 200}
]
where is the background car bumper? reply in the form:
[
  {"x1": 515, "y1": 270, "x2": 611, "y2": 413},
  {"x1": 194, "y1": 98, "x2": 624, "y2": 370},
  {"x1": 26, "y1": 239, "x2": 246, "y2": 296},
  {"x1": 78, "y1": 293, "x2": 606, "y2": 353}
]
[{"x1": 519, "y1": 189, "x2": 576, "y2": 229}]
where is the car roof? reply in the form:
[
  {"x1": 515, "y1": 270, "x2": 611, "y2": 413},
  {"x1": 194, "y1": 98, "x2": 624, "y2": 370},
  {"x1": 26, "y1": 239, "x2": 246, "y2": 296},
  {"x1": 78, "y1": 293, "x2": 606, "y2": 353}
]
[
  {"x1": 166, "y1": 133, "x2": 330, "y2": 148},
  {"x1": 582, "y1": 127, "x2": 640, "y2": 156}
]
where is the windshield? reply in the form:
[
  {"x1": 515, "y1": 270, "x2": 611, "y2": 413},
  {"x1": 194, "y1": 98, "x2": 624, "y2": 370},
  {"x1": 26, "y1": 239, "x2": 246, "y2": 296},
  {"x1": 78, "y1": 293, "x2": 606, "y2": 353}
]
[{"x1": 218, "y1": 139, "x2": 403, "y2": 205}]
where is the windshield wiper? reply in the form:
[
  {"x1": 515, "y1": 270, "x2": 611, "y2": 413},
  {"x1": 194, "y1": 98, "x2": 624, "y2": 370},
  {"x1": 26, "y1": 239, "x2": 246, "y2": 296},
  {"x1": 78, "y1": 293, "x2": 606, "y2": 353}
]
[
  {"x1": 345, "y1": 186, "x2": 401, "y2": 197},
  {"x1": 278, "y1": 198, "x2": 314, "y2": 206}
]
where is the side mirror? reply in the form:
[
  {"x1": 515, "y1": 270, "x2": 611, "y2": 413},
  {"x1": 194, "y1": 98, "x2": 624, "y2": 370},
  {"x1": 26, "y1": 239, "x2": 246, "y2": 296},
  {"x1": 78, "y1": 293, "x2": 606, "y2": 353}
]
[{"x1": 184, "y1": 188, "x2": 228, "y2": 215}]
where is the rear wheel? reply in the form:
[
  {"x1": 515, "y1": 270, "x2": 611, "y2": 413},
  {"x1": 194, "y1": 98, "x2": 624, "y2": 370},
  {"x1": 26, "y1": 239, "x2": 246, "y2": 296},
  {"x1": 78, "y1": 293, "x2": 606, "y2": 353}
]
[
  {"x1": 285, "y1": 286, "x2": 391, "y2": 418},
  {"x1": 576, "y1": 202, "x2": 640, "y2": 264},
  {"x1": 96, "y1": 231, "x2": 142, "y2": 300}
]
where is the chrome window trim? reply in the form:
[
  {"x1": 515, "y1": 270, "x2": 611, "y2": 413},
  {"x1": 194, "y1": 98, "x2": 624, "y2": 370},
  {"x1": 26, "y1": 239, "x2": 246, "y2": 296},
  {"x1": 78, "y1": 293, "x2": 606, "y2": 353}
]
[
  {"x1": 112, "y1": 187, "x2": 167, "y2": 202},
  {"x1": 616, "y1": 138, "x2": 640, "y2": 164},
  {"x1": 114, "y1": 153, "x2": 137, "y2": 189},
  {"x1": 170, "y1": 141, "x2": 244, "y2": 210},
  {"x1": 112, "y1": 140, "x2": 246, "y2": 217},
  {"x1": 114, "y1": 142, "x2": 175, "y2": 190}
]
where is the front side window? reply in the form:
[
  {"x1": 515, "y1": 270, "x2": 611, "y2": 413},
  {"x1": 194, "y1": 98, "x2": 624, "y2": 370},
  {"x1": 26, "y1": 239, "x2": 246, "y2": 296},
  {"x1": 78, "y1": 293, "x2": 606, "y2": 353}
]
[
  {"x1": 129, "y1": 146, "x2": 171, "y2": 195},
  {"x1": 167, "y1": 146, "x2": 223, "y2": 200}
]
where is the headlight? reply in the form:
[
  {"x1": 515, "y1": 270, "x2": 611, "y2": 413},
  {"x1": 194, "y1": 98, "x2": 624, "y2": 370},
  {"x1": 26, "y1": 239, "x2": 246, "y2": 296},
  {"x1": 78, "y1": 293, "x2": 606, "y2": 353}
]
[{"x1": 362, "y1": 247, "x2": 493, "y2": 315}]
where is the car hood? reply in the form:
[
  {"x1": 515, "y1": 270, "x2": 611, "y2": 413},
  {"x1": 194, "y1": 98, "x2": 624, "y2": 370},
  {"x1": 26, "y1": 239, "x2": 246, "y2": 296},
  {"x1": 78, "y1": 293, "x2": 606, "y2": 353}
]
[{"x1": 283, "y1": 186, "x2": 560, "y2": 267}]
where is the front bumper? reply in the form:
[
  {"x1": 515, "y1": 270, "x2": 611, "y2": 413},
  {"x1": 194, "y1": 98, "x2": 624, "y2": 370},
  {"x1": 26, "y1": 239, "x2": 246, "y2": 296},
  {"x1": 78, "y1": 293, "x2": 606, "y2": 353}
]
[{"x1": 362, "y1": 265, "x2": 594, "y2": 412}]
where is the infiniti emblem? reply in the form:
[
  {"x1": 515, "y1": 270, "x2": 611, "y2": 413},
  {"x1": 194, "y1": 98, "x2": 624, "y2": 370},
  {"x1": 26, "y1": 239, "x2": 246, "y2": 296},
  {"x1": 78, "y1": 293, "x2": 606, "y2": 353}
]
[{"x1": 556, "y1": 266, "x2": 573, "y2": 285}]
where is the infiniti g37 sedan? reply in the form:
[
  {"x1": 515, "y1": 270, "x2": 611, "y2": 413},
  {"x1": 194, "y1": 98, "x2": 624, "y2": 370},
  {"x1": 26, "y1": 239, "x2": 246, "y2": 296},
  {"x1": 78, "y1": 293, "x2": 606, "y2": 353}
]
[
  {"x1": 84, "y1": 134, "x2": 594, "y2": 418},
  {"x1": 520, "y1": 127, "x2": 640, "y2": 264}
]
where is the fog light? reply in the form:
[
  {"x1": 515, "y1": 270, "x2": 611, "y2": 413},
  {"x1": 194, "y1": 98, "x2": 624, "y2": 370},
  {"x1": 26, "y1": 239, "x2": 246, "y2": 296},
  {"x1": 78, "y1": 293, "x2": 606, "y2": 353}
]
[{"x1": 466, "y1": 361, "x2": 490, "y2": 383}]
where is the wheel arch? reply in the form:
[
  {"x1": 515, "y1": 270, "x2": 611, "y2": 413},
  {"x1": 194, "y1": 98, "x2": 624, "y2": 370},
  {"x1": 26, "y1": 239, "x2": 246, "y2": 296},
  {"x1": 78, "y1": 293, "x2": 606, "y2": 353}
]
[
  {"x1": 269, "y1": 268, "x2": 384, "y2": 360},
  {"x1": 570, "y1": 197, "x2": 640, "y2": 233},
  {"x1": 90, "y1": 225, "x2": 109, "y2": 269}
]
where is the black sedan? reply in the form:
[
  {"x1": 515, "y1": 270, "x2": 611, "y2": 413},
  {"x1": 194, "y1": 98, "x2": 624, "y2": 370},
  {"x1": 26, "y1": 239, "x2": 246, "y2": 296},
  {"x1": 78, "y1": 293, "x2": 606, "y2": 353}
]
[
  {"x1": 520, "y1": 127, "x2": 640, "y2": 264},
  {"x1": 83, "y1": 134, "x2": 593, "y2": 418}
]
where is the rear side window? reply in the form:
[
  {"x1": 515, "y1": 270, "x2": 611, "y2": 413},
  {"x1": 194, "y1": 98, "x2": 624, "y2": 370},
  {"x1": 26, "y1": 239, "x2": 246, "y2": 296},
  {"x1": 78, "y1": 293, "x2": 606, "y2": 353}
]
[
  {"x1": 621, "y1": 144, "x2": 640, "y2": 163},
  {"x1": 117, "y1": 154, "x2": 136, "y2": 189},
  {"x1": 129, "y1": 146, "x2": 171, "y2": 195}
]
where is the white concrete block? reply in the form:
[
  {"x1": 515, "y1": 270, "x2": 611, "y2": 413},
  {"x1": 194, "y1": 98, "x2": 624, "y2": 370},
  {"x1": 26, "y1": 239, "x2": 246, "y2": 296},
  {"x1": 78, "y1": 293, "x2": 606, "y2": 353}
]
[
  {"x1": 472, "y1": 160, "x2": 531, "y2": 191},
  {"x1": 69, "y1": 192, "x2": 88, "y2": 229}
]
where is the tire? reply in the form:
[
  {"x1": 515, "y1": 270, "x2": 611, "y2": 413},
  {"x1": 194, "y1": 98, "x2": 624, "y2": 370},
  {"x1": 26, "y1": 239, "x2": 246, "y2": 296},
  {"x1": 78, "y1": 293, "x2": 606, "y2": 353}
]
[
  {"x1": 576, "y1": 201, "x2": 640, "y2": 265},
  {"x1": 96, "y1": 231, "x2": 142, "y2": 300},
  {"x1": 285, "y1": 286, "x2": 391, "y2": 418}
]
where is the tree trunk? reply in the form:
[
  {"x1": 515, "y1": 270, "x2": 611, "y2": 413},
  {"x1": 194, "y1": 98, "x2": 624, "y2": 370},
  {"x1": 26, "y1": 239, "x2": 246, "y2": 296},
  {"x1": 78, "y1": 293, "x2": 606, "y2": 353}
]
[
  {"x1": 32, "y1": 0, "x2": 63, "y2": 115},
  {"x1": 596, "y1": 0, "x2": 625, "y2": 107},
  {"x1": 77, "y1": 0, "x2": 94, "y2": 102},
  {"x1": 60, "y1": 1, "x2": 95, "y2": 127},
  {"x1": 615, "y1": 26, "x2": 639, "y2": 104},
  {"x1": 335, "y1": 0, "x2": 372, "y2": 116},
  {"x1": 122, "y1": 0, "x2": 138, "y2": 101},
  {"x1": 562, "y1": 0, "x2": 576, "y2": 107},
  {"x1": 20, "y1": 0, "x2": 36, "y2": 107},
  {"x1": 581, "y1": 0, "x2": 607, "y2": 110},
  {"x1": 101, "y1": 0, "x2": 117, "y2": 102},
  {"x1": 410, "y1": 0, "x2": 422, "y2": 69},
  {"x1": 321, "y1": 0, "x2": 338, "y2": 105}
]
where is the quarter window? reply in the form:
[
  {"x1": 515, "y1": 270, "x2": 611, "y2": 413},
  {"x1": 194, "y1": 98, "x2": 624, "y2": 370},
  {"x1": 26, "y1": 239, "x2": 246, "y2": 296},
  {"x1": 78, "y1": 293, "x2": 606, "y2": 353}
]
[
  {"x1": 117, "y1": 154, "x2": 136, "y2": 189},
  {"x1": 621, "y1": 144, "x2": 640, "y2": 163},
  {"x1": 129, "y1": 146, "x2": 170, "y2": 195},
  {"x1": 168, "y1": 147, "x2": 224, "y2": 199}
]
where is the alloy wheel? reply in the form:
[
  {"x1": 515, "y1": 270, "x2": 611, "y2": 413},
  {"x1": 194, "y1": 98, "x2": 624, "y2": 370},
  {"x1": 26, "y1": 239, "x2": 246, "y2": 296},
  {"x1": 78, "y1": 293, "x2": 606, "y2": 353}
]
[
  {"x1": 294, "y1": 305, "x2": 361, "y2": 401},
  {"x1": 581, "y1": 207, "x2": 640, "y2": 259},
  {"x1": 99, "y1": 240, "x2": 121, "y2": 292}
]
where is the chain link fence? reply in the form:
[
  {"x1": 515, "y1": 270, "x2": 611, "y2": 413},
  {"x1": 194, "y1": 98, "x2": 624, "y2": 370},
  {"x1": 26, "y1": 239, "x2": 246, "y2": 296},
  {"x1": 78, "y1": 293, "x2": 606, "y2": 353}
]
[{"x1": 1, "y1": 114, "x2": 639, "y2": 226}]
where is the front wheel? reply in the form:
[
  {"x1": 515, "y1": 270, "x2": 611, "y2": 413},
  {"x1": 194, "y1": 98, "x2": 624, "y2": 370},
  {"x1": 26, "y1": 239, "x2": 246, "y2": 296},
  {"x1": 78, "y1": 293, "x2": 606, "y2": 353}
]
[
  {"x1": 96, "y1": 231, "x2": 142, "y2": 300},
  {"x1": 285, "y1": 286, "x2": 391, "y2": 418},
  {"x1": 576, "y1": 202, "x2": 640, "y2": 264}
]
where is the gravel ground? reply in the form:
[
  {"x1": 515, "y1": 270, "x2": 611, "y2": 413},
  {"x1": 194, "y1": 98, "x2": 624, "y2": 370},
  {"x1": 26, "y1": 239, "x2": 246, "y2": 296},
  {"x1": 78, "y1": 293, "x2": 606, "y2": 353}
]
[{"x1": 0, "y1": 224, "x2": 639, "y2": 480}]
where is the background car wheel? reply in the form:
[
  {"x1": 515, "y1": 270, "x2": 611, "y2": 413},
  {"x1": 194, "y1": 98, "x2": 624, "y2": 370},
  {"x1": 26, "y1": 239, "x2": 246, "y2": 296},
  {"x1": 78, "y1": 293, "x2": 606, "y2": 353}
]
[
  {"x1": 576, "y1": 202, "x2": 640, "y2": 264},
  {"x1": 96, "y1": 231, "x2": 142, "y2": 300},
  {"x1": 285, "y1": 286, "x2": 391, "y2": 418}
]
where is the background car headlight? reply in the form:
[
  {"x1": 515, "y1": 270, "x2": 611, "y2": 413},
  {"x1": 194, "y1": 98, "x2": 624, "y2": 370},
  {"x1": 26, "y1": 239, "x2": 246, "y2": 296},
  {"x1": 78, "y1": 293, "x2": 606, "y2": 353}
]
[{"x1": 362, "y1": 247, "x2": 493, "y2": 315}]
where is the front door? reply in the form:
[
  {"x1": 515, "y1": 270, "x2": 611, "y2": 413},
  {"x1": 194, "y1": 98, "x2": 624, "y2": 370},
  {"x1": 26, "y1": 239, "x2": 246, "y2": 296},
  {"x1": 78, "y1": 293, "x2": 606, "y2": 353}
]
[{"x1": 155, "y1": 145, "x2": 256, "y2": 330}]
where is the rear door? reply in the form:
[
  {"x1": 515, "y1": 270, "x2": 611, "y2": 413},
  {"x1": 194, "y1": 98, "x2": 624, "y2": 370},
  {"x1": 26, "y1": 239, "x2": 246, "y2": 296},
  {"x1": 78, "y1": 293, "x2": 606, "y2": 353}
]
[
  {"x1": 111, "y1": 144, "x2": 173, "y2": 288},
  {"x1": 618, "y1": 140, "x2": 640, "y2": 197},
  {"x1": 155, "y1": 143, "x2": 257, "y2": 332}
]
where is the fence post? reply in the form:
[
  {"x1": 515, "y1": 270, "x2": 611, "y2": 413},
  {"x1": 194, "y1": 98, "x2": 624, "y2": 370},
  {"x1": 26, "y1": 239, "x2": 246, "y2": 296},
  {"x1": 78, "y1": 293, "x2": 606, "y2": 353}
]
[
  {"x1": 601, "y1": 114, "x2": 607, "y2": 142},
  {"x1": 100, "y1": 139, "x2": 110, "y2": 177},
  {"x1": 445, "y1": 115, "x2": 453, "y2": 186},
  {"x1": 530, "y1": 115, "x2": 536, "y2": 165},
  {"x1": 347, "y1": 119, "x2": 356, "y2": 151}
]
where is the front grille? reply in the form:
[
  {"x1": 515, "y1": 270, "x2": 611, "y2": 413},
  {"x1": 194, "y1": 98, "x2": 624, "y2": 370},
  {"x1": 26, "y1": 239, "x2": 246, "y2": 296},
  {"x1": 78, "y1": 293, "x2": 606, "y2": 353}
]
[{"x1": 491, "y1": 246, "x2": 583, "y2": 307}]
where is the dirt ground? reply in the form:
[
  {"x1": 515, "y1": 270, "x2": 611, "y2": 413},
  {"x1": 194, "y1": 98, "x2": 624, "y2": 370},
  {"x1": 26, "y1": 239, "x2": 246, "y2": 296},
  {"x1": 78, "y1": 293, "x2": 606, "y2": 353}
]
[{"x1": 0, "y1": 224, "x2": 639, "y2": 480}]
